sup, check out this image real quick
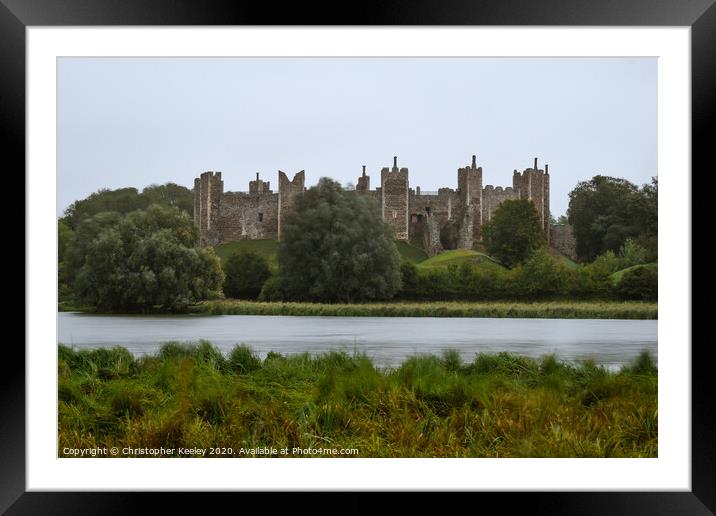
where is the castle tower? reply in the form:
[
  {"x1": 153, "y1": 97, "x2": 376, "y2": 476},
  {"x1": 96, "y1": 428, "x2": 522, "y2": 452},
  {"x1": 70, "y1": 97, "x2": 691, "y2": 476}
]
[
  {"x1": 277, "y1": 170, "x2": 305, "y2": 240},
  {"x1": 356, "y1": 165, "x2": 370, "y2": 193},
  {"x1": 249, "y1": 172, "x2": 271, "y2": 194},
  {"x1": 457, "y1": 154, "x2": 483, "y2": 247},
  {"x1": 513, "y1": 157, "x2": 550, "y2": 241},
  {"x1": 380, "y1": 156, "x2": 409, "y2": 240},
  {"x1": 194, "y1": 171, "x2": 223, "y2": 245}
]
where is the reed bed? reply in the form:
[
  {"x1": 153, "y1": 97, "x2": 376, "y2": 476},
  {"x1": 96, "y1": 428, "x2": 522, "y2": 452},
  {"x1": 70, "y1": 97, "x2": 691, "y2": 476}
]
[{"x1": 58, "y1": 342, "x2": 657, "y2": 458}]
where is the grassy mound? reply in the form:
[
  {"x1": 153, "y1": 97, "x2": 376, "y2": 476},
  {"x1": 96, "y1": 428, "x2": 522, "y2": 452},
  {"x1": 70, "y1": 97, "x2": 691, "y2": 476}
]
[
  {"x1": 395, "y1": 241, "x2": 429, "y2": 263},
  {"x1": 214, "y1": 239, "x2": 278, "y2": 266},
  {"x1": 611, "y1": 263, "x2": 658, "y2": 285},
  {"x1": 417, "y1": 249, "x2": 507, "y2": 272}
]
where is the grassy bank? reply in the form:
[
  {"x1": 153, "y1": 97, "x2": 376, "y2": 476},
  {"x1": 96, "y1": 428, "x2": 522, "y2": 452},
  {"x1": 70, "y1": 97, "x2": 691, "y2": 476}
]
[
  {"x1": 58, "y1": 343, "x2": 657, "y2": 458},
  {"x1": 198, "y1": 300, "x2": 657, "y2": 319}
]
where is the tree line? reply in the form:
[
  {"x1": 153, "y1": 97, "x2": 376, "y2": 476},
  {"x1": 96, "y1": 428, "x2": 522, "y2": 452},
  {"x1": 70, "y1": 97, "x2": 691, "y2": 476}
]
[{"x1": 58, "y1": 175, "x2": 657, "y2": 312}]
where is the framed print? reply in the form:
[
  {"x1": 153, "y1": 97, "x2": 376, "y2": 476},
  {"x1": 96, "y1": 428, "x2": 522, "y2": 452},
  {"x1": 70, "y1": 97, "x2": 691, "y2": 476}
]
[{"x1": 6, "y1": 0, "x2": 712, "y2": 512}]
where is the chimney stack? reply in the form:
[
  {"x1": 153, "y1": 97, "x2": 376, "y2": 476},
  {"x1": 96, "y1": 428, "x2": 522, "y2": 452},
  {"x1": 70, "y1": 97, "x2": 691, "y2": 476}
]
[
  {"x1": 472, "y1": 155, "x2": 477, "y2": 168},
  {"x1": 362, "y1": 165, "x2": 366, "y2": 177},
  {"x1": 534, "y1": 157, "x2": 538, "y2": 171},
  {"x1": 393, "y1": 156, "x2": 398, "y2": 169}
]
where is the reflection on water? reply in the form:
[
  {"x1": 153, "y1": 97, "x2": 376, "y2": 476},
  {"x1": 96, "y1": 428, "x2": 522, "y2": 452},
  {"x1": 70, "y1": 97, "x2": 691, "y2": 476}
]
[{"x1": 58, "y1": 313, "x2": 657, "y2": 370}]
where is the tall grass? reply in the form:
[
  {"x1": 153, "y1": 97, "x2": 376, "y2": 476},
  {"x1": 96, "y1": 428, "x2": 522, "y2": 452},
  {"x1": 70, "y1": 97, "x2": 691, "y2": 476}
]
[
  {"x1": 197, "y1": 300, "x2": 657, "y2": 319},
  {"x1": 58, "y1": 343, "x2": 657, "y2": 458}
]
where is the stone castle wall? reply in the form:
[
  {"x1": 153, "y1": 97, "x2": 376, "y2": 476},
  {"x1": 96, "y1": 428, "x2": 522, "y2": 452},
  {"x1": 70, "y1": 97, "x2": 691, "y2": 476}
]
[
  {"x1": 194, "y1": 155, "x2": 558, "y2": 255},
  {"x1": 550, "y1": 224, "x2": 577, "y2": 260},
  {"x1": 217, "y1": 191, "x2": 279, "y2": 241},
  {"x1": 482, "y1": 186, "x2": 520, "y2": 224}
]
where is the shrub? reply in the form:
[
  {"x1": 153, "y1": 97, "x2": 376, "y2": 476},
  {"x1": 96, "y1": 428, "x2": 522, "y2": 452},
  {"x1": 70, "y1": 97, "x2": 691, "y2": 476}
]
[
  {"x1": 572, "y1": 250, "x2": 621, "y2": 298},
  {"x1": 257, "y1": 275, "x2": 284, "y2": 301},
  {"x1": 223, "y1": 250, "x2": 271, "y2": 300},
  {"x1": 619, "y1": 238, "x2": 650, "y2": 268},
  {"x1": 399, "y1": 260, "x2": 420, "y2": 298},
  {"x1": 515, "y1": 249, "x2": 574, "y2": 299},
  {"x1": 614, "y1": 265, "x2": 657, "y2": 300}
]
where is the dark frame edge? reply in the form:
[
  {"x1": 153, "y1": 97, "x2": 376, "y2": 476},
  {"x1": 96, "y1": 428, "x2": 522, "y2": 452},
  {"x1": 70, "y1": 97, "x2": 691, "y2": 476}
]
[
  {"x1": 691, "y1": 0, "x2": 716, "y2": 513},
  {"x1": 5, "y1": 0, "x2": 713, "y2": 513},
  {"x1": 0, "y1": 0, "x2": 26, "y2": 514}
]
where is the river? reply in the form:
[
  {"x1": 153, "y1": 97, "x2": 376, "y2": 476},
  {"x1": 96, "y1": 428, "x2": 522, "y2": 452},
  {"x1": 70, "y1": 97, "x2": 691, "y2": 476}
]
[{"x1": 57, "y1": 312, "x2": 657, "y2": 370}]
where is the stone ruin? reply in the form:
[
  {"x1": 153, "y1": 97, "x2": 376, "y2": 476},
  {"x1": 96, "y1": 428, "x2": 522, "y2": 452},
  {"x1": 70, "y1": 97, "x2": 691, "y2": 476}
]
[{"x1": 194, "y1": 155, "x2": 576, "y2": 258}]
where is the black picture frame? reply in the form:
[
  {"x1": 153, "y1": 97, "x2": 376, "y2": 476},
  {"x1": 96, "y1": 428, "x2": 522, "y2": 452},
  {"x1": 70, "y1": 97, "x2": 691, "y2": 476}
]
[{"x1": 5, "y1": 0, "x2": 711, "y2": 512}]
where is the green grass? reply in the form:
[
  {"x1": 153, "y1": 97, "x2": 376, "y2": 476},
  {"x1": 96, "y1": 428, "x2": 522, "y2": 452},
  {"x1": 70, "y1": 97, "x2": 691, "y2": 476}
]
[
  {"x1": 58, "y1": 343, "x2": 657, "y2": 458},
  {"x1": 198, "y1": 300, "x2": 657, "y2": 319},
  {"x1": 395, "y1": 240, "x2": 429, "y2": 263},
  {"x1": 611, "y1": 263, "x2": 658, "y2": 285},
  {"x1": 214, "y1": 239, "x2": 278, "y2": 266},
  {"x1": 417, "y1": 249, "x2": 507, "y2": 272}
]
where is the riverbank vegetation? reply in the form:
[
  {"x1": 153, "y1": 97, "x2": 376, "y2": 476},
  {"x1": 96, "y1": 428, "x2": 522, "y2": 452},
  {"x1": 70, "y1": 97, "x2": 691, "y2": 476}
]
[
  {"x1": 58, "y1": 175, "x2": 657, "y2": 313},
  {"x1": 58, "y1": 342, "x2": 657, "y2": 458},
  {"x1": 198, "y1": 299, "x2": 657, "y2": 319}
]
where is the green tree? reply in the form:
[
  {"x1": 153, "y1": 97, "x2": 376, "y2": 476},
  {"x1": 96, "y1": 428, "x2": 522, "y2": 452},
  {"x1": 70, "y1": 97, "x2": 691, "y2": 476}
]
[
  {"x1": 141, "y1": 183, "x2": 194, "y2": 214},
  {"x1": 567, "y1": 175, "x2": 657, "y2": 261},
  {"x1": 615, "y1": 265, "x2": 658, "y2": 300},
  {"x1": 62, "y1": 183, "x2": 194, "y2": 229},
  {"x1": 275, "y1": 178, "x2": 402, "y2": 302},
  {"x1": 67, "y1": 204, "x2": 223, "y2": 312},
  {"x1": 63, "y1": 187, "x2": 147, "y2": 229},
  {"x1": 223, "y1": 250, "x2": 271, "y2": 299},
  {"x1": 515, "y1": 249, "x2": 574, "y2": 299},
  {"x1": 58, "y1": 219, "x2": 75, "y2": 264},
  {"x1": 482, "y1": 199, "x2": 546, "y2": 268}
]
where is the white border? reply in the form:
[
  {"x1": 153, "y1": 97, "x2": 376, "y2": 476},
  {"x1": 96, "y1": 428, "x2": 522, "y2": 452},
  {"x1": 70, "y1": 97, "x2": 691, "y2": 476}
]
[{"x1": 27, "y1": 27, "x2": 690, "y2": 491}]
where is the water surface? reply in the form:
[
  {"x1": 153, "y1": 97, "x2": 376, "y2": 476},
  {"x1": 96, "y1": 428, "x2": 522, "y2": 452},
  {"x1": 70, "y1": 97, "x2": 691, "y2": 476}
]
[{"x1": 58, "y1": 313, "x2": 657, "y2": 370}]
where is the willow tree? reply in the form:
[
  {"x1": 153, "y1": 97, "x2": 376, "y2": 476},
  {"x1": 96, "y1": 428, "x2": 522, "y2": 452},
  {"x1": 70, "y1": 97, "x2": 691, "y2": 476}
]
[
  {"x1": 67, "y1": 204, "x2": 224, "y2": 312},
  {"x1": 273, "y1": 178, "x2": 401, "y2": 302}
]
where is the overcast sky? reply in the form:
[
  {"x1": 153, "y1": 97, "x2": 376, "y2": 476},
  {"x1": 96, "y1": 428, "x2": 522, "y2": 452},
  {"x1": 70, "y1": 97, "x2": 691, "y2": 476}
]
[{"x1": 58, "y1": 57, "x2": 656, "y2": 218}]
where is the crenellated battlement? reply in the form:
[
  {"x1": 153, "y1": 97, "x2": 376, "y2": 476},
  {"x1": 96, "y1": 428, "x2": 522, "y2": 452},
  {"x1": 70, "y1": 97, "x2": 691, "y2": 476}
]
[{"x1": 194, "y1": 153, "x2": 551, "y2": 250}]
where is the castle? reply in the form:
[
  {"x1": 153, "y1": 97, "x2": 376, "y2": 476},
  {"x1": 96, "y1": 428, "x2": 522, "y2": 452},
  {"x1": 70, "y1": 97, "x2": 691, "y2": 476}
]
[{"x1": 194, "y1": 155, "x2": 576, "y2": 257}]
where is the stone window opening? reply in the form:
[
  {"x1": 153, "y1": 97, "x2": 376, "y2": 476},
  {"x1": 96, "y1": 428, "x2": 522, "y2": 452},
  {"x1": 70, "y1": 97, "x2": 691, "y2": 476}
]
[
  {"x1": 392, "y1": 210, "x2": 397, "y2": 219},
  {"x1": 258, "y1": 212, "x2": 263, "y2": 222},
  {"x1": 425, "y1": 206, "x2": 431, "y2": 216}
]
